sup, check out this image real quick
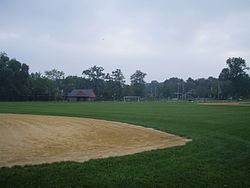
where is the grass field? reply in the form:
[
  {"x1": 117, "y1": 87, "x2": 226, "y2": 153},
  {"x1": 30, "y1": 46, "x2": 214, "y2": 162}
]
[{"x1": 0, "y1": 101, "x2": 250, "y2": 187}]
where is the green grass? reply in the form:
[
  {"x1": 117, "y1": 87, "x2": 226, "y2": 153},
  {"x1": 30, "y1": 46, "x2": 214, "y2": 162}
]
[{"x1": 0, "y1": 101, "x2": 250, "y2": 187}]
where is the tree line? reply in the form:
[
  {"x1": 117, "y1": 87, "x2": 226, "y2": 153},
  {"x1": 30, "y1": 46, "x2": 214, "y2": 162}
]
[{"x1": 1, "y1": 52, "x2": 250, "y2": 101}]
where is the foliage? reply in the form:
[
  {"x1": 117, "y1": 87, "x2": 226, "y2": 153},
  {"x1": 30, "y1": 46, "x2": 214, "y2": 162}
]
[
  {"x1": 146, "y1": 80, "x2": 161, "y2": 99},
  {"x1": 103, "y1": 69, "x2": 125, "y2": 100},
  {"x1": 226, "y1": 57, "x2": 249, "y2": 79},
  {"x1": 82, "y1": 66, "x2": 105, "y2": 98},
  {"x1": 0, "y1": 52, "x2": 29, "y2": 101},
  {"x1": 219, "y1": 57, "x2": 250, "y2": 98},
  {"x1": 44, "y1": 69, "x2": 65, "y2": 80},
  {"x1": 111, "y1": 69, "x2": 125, "y2": 84},
  {"x1": 130, "y1": 70, "x2": 147, "y2": 96},
  {"x1": 1, "y1": 52, "x2": 250, "y2": 101}
]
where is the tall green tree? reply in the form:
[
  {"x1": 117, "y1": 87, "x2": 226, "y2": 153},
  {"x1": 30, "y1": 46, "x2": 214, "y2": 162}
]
[
  {"x1": 45, "y1": 69, "x2": 65, "y2": 100},
  {"x1": 45, "y1": 69, "x2": 65, "y2": 80},
  {"x1": 0, "y1": 52, "x2": 29, "y2": 101},
  {"x1": 130, "y1": 70, "x2": 147, "y2": 96},
  {"x1": 226, "y1": 57, "x2": 249, "y2": 79},
  {"x1": 162, "y1": 77, "x2": 183, "y2": 99},
  {"x1": 145, "y1": 80, "x2": 161, "y2": 100},
  {"x1": 110, "y1": 69, "x2": 125, "y2": 99},
  {"x1": 111, "y1": 69, "x2": 125, "y2": 84},
  {"x1": 28, "y1": 72, "x2": 56, "y2": 101},
  {"x1": 219, "y1": 57, "x2": 249, "y2": 98},
  {"x1": 82, "y1": 66, "x2": 105, "y2": 98},
  {"x1": 186, "y1": 77, "x2": 196, "y2": 98}
]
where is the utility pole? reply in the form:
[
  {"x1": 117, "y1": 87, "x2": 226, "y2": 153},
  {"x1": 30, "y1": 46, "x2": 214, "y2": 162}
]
[
  {"x1": 217, "y1": 81, "x2": 220, "y2": 99},
  {"x1": 177, "y1": 82, "x2": 180, "y2": 99},
  {"x1": 154, "y1": 87, "x2": 157, "y2": 98},
  {"x1": 182, "y1": 81, "x2": 185, "y2": 100}
]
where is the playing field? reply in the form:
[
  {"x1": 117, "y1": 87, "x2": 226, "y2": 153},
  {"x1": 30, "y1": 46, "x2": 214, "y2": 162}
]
[
  {"x1": 0, "y1": 114, "x2": 190, "y2": 167},
  {"x1": 200, "y1": 102, "x2": 250, "y2": 106},
  {"x1": 0, "y1": 101, "x2": 250, "y2": 187}
]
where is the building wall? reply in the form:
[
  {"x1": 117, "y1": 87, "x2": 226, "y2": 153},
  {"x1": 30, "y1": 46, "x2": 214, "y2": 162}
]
[
  {"x1": 78, "y1": 97, "x2": 87, "y2": 101},
  {"x1": 68, "y1": 97, "x2": 77, "y2": 102},
  {"x1": 68, "y1": 97, "x2": 95, "y2": 102}
]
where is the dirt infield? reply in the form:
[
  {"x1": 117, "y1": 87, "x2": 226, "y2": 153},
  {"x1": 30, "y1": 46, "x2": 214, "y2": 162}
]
[
  {"x1": 199, "y1": 102, "x2": 250, "y2": 106},
  {"x1": 0, "y1": 114, "x2": 191, "y2": 167}
]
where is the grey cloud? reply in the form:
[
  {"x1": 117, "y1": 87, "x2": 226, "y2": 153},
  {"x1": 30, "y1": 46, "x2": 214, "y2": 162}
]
[{"x1": 0, "y1": 0, "x2": 250, "y2": 83}]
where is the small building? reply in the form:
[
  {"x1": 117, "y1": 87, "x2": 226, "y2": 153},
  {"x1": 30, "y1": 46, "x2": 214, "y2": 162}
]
[{"x1": 67, "y1": 89, "x2": 96, "y2": 102}]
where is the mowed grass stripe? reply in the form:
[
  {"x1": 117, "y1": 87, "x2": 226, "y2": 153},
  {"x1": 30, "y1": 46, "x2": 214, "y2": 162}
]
[{"x1": 0, "y1": 101, "x2": 250, "y2": 187}]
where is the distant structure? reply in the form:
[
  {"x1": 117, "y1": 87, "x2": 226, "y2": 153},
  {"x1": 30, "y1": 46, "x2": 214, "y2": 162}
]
[
  {"x1": 123, "y1": 96, "x2": 140, "y2": 102},
  {"x1": 67, "y1": 89, "x2": 96, "y2": 102}
]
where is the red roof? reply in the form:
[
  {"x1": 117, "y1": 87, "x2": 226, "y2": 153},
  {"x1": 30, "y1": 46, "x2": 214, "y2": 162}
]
[
  {"x1": 68, "y1": 89, "x2": 96, "y2": 98},
  {"x1": 77, "y1": 91, "x2": 86, "y2": 96}
]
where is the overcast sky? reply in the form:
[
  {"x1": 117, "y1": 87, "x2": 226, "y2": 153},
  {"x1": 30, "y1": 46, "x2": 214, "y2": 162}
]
[{"x1": 0, "y1": 0, "x2": 250, "y2": 83}]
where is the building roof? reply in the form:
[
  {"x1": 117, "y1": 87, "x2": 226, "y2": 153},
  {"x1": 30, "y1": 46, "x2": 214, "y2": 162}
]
[{"x1": 68, "y1": 89, "x2": 96, "y2": 98}]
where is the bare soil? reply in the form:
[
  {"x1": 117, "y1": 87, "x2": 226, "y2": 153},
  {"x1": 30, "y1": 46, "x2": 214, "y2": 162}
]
[
  {"x1": 0, "y1": 114, "x2": 191, "y2": 167},
  {"x1": 199, "y1": 102, "x2": 250, "y2": 106}
]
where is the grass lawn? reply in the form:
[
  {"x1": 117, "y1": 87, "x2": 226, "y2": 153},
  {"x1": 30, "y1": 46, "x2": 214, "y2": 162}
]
[{"x1": 0, "y1": 101, "x2": 250, "y2": 187}]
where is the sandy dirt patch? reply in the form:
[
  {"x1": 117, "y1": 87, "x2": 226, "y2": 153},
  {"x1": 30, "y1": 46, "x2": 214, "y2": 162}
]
[
  {"x1": 199, "y1": 102, "x2": 250, "y2": 106},
  {"x1": 0, "y1": 114, "x2": 191, "y2": 167}
]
